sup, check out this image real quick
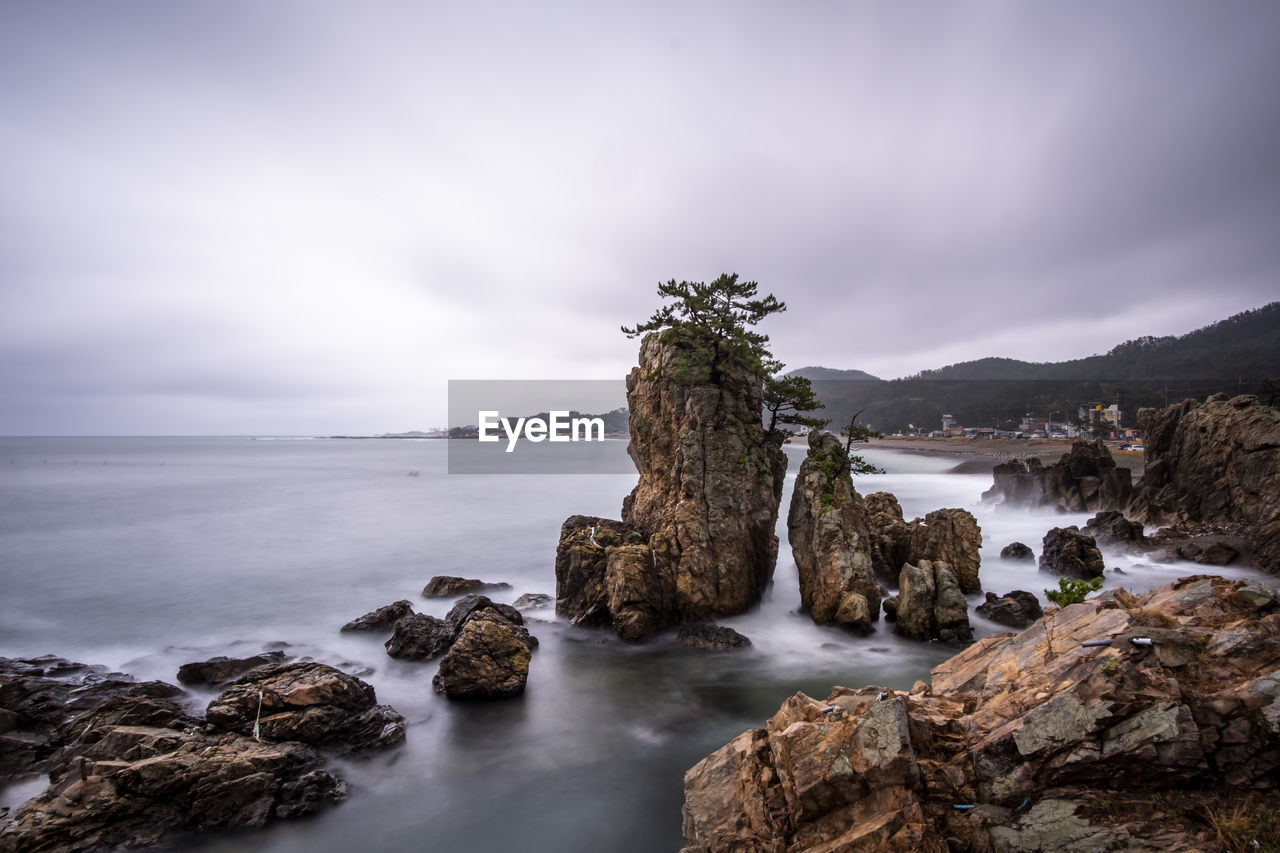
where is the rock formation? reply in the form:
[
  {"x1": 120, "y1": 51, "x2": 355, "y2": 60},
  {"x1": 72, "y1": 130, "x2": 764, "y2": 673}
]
[
  {"x1": 983, "y1": 439, "x2": 1133, "y2": 513},
  {"x1": 863, "y1": 493, "x2": 982, "y2": 593},
  {"x1": 176, "y1": 651, "x2": 290, "y2": 686},
  {"x1": 1083, "y1": 510, "x2": 1146, "y2": 551},
  {"x1": 341, "y1": 600, "x2": 413, "y2": 632},
  {"x1": 1000, "y1": 541, "x2": 1034, "y2": 561},
  {"x1": 681, "y1": 575, "x2": 1280, "y2": 853},
  {"x1": 786, "y1": 431, "x2": 880, "y2": 633},
  {"x1": 885, "y1": 560, "x2": 973, "y2": 645},
  {"x1": 556, "y1": 334, "x2": 786, "y2": 641},
  {"x1": 1039, "y1": 526, "x2": 1106, "y2": 579},
  {"x1": 384, "y1": 613, "x2": 454, "y2": 659},
  {"x1": 433, "y1": 608, "x2": 534, "y2": 699},
  {"x1": 975, "y1": 590, "x2": 1043, "y2": 629},
  {"x1": 1128, "y1": 394, "x2": 1280, "y2": 572},
  {"x1": 204, "y1": 662, "x2": 406, "y2": 752},
  {"x1": 677, "y1": 623, "x2": 752, "y2": 651},
  {"x1": 422, "y1": 576, "x2": 512, "y2": 598},
  {"x1": 0, "y1": 655, "x2": 404, "y2": 851}
]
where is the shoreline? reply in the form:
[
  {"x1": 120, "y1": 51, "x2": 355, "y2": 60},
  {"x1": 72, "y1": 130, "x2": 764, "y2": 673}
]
[{"x1": 866, "y1": 436, "x2": 1145, "y2": 475}]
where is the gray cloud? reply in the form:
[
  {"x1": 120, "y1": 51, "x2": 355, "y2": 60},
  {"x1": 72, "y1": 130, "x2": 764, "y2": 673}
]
[{"x1": 2, "y1": 1, "x2": 1277, "y2": 433}]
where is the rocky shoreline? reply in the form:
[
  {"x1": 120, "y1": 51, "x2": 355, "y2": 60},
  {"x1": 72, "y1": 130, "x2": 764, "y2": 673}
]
[{"x1": 870, "y1": 436, "x2": 1147, "y2": 474}]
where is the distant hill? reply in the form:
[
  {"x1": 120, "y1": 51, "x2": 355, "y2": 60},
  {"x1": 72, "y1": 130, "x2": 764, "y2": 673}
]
[
  {"x1": 802, "y1": 302, "x2": 1280, "y2": 433},
  {"x1": 784, "y1": 366, "x2": 881, "y2": 382}
]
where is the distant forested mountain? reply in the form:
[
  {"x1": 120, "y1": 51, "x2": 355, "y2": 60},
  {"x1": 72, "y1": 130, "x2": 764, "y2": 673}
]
[
  {"x1": 802, "y1": 302, "x2": 1280, "y2": 434},
  {"x1": 784, "y1": 366, "x2": 881, "y2": 382}
]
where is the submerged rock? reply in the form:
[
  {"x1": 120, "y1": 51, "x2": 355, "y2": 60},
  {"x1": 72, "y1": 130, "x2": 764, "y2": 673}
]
[
  {"x1": 513, "y1": 592, "x2": 553, "y2": 610},
  {"x1": 786, "y1": 431, "x2": 880, "y2": 632},
  {"x1": 341, "y1": 600, "x2": 414, "y2": 632},
  {"x1": 677, "y1": 623, "x2": 752, "y2": 651},
  {"x1": 421, "y1": 576, "x2": 512, "y2": 598},
  {"x1": 1039, "y1": 526, "x2": 1106, "y2": 579},
  {"x1": 176, "y1": 651, "x2": 292, "y2": 686},
  {"x1": 1128, "y1": 394, "x2": 1280, "y2": 572},
  {"x1": 680, "y1": 575, "x2": 1280, "y2": 852},
  {"x1": 1000, "y1": 541, "x2": 1035, "y2": 561}
]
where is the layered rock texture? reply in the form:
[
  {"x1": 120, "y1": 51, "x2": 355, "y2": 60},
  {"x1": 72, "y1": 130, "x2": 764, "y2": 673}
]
[
  {"x1": 983, "y1": 439, "x2": 1133, "y2": 513},
  {"x1": 556, "y1": 335, "x2": 786, "y2": 640},
  {"x1": 0, "y1": 656, "x2": 402, "y2": 852},
  {"x1": 681, "y1": 575, "x2": 1280, "y2": 853},
  {"x1": 864, "y1": 493, "x2": 982, "y2": 593},
  {"x1": 884, "y1": 560, "x2": 973, "y2": 644},
  {"x1": 787, "y1": 431, "x2": 880, "y2": 632},
  {"x1": 1128, "y1": 394, "x2": 1280, "y2": 572}
]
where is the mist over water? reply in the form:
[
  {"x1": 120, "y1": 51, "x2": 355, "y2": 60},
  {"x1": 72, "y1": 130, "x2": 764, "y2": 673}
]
[{"x1": 0, "y1": 438, "x2": 1266, "y2": 850}]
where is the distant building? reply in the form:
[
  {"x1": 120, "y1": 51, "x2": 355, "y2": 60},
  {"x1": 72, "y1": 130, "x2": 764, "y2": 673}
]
[{"x1": 942, "y1": 413, "x2": 958, "y2": 431}]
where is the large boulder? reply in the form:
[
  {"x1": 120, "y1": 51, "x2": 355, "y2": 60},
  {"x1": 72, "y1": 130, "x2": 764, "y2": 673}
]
[
  {"x1": 1083, "y1": 510, "x2": 1146, "y2": 550},
  {"x1": 975, "y1": 590, "x2": 1043, "y2": 629},
  {"x1": 384, "y1": 613, "x2": 454, "y2": 660},
  {"x1": 786, "y1": 431, "x2": 880, "y2": 632},
  {"x1": 677, "y1": 623, "x2": 752, "y2": 651},
  {"x1": 422, "y1": 576, "x2": 512, "y2": 598},
  {"x1": 618, "y1": 334, "x2": 787, "y2": 629},
  {"x1": 1128, "y1": 394, "x2": 1280, "y2": 572},
  {"x1": 908, "y1": 508, "x2": 982, "y2": 594},
  {"x1": 176, "y1": 651, "x2": 291, "y2": 686},
  {"x1": 1000, "y1": 541, "x2": 1035, "y2": 561},
  {"x1": 553, "y1": 515, "x2": 642, "y2": 628},
  {"x1": 204, "y1": 662, "x2": 405, "y2": 752},
  {"x1": 892, "y1": 560, "x2": 973, "y2": 645},
  {"x1": 983, "y1": 439, "x2": 1133, "y2": 513},
  {"x1": 680, "y1": 576, "x2": 1280, "y2": 852},
  {"x1": 864, "y1": 491, "x2": 913, "y2": 584},
  {"x1": 432, "y1": 610, "x2": 534, "y2": 699},
  {"x1": 1039, "y1": 526, "x2": 1106, "y2": 579}
]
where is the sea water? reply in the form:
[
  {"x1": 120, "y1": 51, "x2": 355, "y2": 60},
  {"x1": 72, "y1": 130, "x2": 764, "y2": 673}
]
[{"x1": 0, "y1": 438, "x2": 1267, "y2": 851}]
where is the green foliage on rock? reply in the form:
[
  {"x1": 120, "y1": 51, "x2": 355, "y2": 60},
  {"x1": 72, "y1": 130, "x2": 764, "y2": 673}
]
[{"x1": 1045, "y1": 576, "x2": 1103, "y2": 606}]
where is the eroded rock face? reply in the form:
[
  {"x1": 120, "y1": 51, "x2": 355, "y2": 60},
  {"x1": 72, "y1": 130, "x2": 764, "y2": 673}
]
[
  {"x1": 384, "y1": 613, "x2": 454, "y2": 660},
  {"x1": 976, "y1": 590, "x2": 1043, "y2": 629},
  {"x1": 1083, "y1": 510, "x2": 1146, "y2": 550},
  {"x1": 422, "y1": 576, "x2": 512, "y2": 598},
  {"x1": 1000, "y1": 542, "x2": 1035, "y2": 561},
  {"x1": 1039, "y1": 526, "x2": 1106, "y2": 579},
  {"x1": 681, "y1": 576, "x2": 1280, "y2": 853},
  {"x1": 205, "y1": 662, "x2": 405, "y2": 752},
  {"x1": 787, "y1": 431, "x2": 880, "y2": 632},
  {"x1": 891, "y1": 560, "x2": 973, "y2": 645},
  {"x1": 554, "y1": 515, "x2": 647, "y2": 629},
  {"x1": 1128, "y1": 394, "x2": 1280, "y2": 572},
  {"x1": 0, "y1": 655, "x2": 405, "y2": 852},
  {"x1": 864, "y1": 491, "x2": 912, "y2": 584},
  {"x1": 677, "y1": 623, "x2": 752, "y2": 651},
  {"x1": 432, "y1": 610, "x2": 533, "y2": 699},
  {"x1": 620, "y1": 335, "x2": 786, "y2": 626},
  {"x1": 983, "y1": 439, "x2": 1133, "y2": 513},
  {"x1": 863, "y1": 495, "x2": 982, "y2": 593}
]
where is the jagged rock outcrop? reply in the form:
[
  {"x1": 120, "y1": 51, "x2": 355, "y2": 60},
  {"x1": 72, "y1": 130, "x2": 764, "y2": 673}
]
[
  {"x1": 864, "y1": 491, "x2": 912, "y2": 584},
  {"x1": 341, "y1": 600, "x2": 414, "y2": 632},
  {"x1": 1039, "y1": 526, "x2": 1106, "y2": 579},
  {"x1": 513, "y1": 592, "x2": 553, "y2": 610},
  {"x1": 205, "y1": 662, "x2": 405, "y2": 752},
  {"x1": 1128, "y1": 394, "x2": 1280, "y2": 572},
  {"x1": 555, "y1": 334, "x2": 786, "y2": 641},
  {"x1": 175, "y1": 651, "x2": 291, "y2": 686},
  {"x1": 421, "y1": 576, "x2": 511, "y2": 598},
  {"x1": 681, "y1": 576, "x2": 1280, "y2": 853},
  {"x1": 975, "y1": 590, "x2": 1043, "y2": 629},
  {"x1": 864, "y1": 494, "x2": 983, "y2": 593},
  {"x1": 908, "y1": 508, "x2": 982, "y2": 594},
  {"x1": 384, "y1": 613, "x2": 454, "y2": 660},
  {"x1": 1000, "y1": 541, "x2": 1034, "y2": 561},
  {"x1": 1083, "y1": 510, "x2": 1146, "y2": 550},
  {"x1": 0, "y1": 655, "x2": 406, "y2": 852},
  {"x1": 677, "y1": 623, "x2": 752, "y2": 651},
  {"x1": 787, "y1": 431, "x2": 880, "y2": 633},
  {"x1": 983, "y1": 439, "x2": 1133, "y2": 513},
  {"x1": 887, "y1": 560, "x2": 973, "y2": 645}
]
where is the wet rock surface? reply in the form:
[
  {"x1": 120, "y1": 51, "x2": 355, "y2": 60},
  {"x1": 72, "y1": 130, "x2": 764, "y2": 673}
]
[
  {"x1": 1, "y1": 655, "x2": 405, "y2": 852},
  {"x1": 787, "y1": 431, "x2": 880, "y2": 633},
  {"x1": 340, "y1": 600, "x2": 414, "y2": 632},
  {"x1": 384, "y1": 613, "x2": 454, "y2": 660},
  {"x1": 975, "y1": 590, "x2": 1043, "y2": 629},
  {"x1": 864, "y1": 494, "x2": 983, "y2": 593},
  {"x1": 421, "y1": 576, "x2": 512, "y2": 598},
  {"x1": 433, "y1": 609, "x2": 534, "y2": 699},
  {"x1": 1039, "y1": 526, "x2": 1106, "y2": 579},
  {"x1": 887, "y1": 560, "x2": 973, "y2": 645},
  {"x1": 681, "y1": 575, "x2": 1280, "y2": 853},
  {"x1": 176, "y1": 651, "x2": 292, "y2": 686},
  {"x1": 1000, "y1": 541, "x2": 1035, "y2": 561},
  {"x1": 677, "y1": 623, "x2": 752, "y2": 651},
  {"x1": 1083, "y1": 509, "x2": 1146, "y2": 550}
]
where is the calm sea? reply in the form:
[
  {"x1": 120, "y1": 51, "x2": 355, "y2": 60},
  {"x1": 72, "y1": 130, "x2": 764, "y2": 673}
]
[{"x1": 0, "y1": 437, "x2": 1265, "y2": 851}]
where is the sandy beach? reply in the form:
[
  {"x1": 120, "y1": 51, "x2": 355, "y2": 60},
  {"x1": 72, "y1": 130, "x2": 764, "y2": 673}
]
[{"x1": 867, "y1": 436, "x2": 1145, "y2": 475}]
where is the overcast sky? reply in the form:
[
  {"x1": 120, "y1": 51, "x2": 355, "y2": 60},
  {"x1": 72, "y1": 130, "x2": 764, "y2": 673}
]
[{"x1": 2, "y1": 1, "x2": 1278, "y2": 435}]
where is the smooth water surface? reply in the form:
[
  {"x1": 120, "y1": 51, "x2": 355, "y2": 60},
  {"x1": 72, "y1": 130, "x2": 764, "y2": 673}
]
[{"x1": 0, "y1": 438, "x2": 1266, "y2": 851}]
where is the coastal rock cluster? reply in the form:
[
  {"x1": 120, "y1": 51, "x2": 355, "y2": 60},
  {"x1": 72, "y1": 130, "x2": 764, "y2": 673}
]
[
  {"x1": 681, "y1": 575, "x2": 1280, "y2": 852},
  {"x1": 0, "y1": 656, "x2": 403, "y2": 852},
  {"x1": 861, "y1": 492, "x2": 982, "y2": 593},
  {"x1": 882, "y1": 560, "x2": 973, "y2": 644},
  {"x1": 982, "y1": 439, "x2": 1133, "y2": 513},
  {"x1": 555, "y1": 335, "x2": 786, "y2": 641},
  {"x1": 1127, "y1": 394, "x2": 1280, "y2": 572}
]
